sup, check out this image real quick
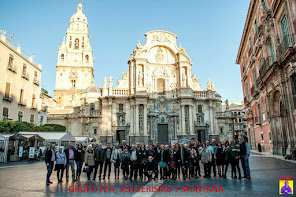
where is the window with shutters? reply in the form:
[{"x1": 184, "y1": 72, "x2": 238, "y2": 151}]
[
  {"x1": 18, "y1": 111, "x2": 23, "y2": 122},
  {"x1": 22, "y1": 64, "x2": 27, "y2": 74},
  {"x1": 119, "y1": 104, "x2": 123, "y2": 111},
  {"x1": 30, "y1": 114, "x2": 34, "y2": 123},
  {"x1": 5, "y1": 82, "x2": 11, "y2": 98},
  {"x1": 3, "y1": 107, "x2": 9, "y2": 121},
  {"x1": 20, "y1": 89, "x2": 24, "y2": 103},
  {"x1": 198, "y1": 105, "x2": 203, "y2": 113},
  {"x1": 8, "y1": 54, "x2": 14, "y2": 67},
  {"x1": 32, "y1": 94, "x2": 36, "y2": 107},
  {"x1": 253, "y1": 70, "x2": 257, "y2": 90}
]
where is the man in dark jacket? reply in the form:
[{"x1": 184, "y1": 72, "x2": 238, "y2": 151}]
[
  {"x1": 129, "y1": 145, "x2": 139, "y2": 180},
  {"x1": 120, "y1": 140, "x2": 130, "y2": 151},
  {"x1": 180, "y1": 143, "x2": 189, "y2": 180},
  {"x1": 93, "y1": 143, "x2": 106, "y2": 180},
  {"x1": 103, "y1": 143, "x2": 112, "y2": 179},
  {"x1": 64, "y1": 144, "x2": 77, "y2": 182},
  {"x1": 144, "y1": 156, "x2": 158, "y2": 181},
  {"x1": 45, "y1": 144, "x2": 56, "y2": 185}
]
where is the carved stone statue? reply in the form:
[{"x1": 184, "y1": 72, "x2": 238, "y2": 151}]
[
  {"x1": 109, "y1": 76, "x2": 113, "y2": 87},
  {"x1": 103, "y1": 77, "x2": 107, "y2": 88},
  {"x1": 155, "y1": 48, "x2": 165, "y2": 63},
  {"x1": 211, "y1": 81, "x2": 216, "y2": 91},
  {"x1": 182, "y1": 68, "x2": 187, "y2": 87},
  {"x1": 117, "y1": 72, "x2": 128, "y2": 88},
  {"x1": 138, "y1": 70, "x2": 144, "y2": 87},
  {"x1": 207, "y1": 78, "x2": 212, "y2": 90}
]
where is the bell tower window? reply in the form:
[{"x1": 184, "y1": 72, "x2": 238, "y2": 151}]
[
  {"x1": 61, "y1": 54, "x2": 64, "y2": 61},
  {"x1": 71, "y1": 80, "x2": 76, "y2": 88},
  {"x1": 75, "y1": 38, "x2": 79, "y2": 49}
]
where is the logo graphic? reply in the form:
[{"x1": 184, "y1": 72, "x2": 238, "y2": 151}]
[{"x1": 279, "y1": 177, "x2": 293, "y2": 195}]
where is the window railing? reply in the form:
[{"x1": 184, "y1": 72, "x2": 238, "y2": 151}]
[
  {"x1": 259, "y1": 56, "x2": 273, "y2": 80},
  {"x1": 7, "y1": 63, "x2": 17, "y2": 73},
  {"x1": 3, "y1": 95, "x2": 13, "y2": 102},
  {"x1": 21, "y1": 72, "x2": 29, "y2": 80},
  {"x1": 276, "y1": 33, "x2": 296, "y2": 59},
  {"x1": 18, "y1": 99, "x2": 26, "y2": 106},
  {"x1": 33, "y1": 77, "x2": 40, "y2": 86}
]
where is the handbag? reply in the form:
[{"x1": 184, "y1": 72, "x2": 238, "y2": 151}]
[
  {"x1": 159, "y1": 161, "x2": 166, "y2": 168},
  {"x1": 83, "y1": 166, "x2": 90, "y2": 173}
]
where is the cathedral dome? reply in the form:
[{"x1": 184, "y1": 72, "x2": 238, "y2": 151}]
[
  {"x1": 70, "y1": 3, "x2": 88, "y2": 26},
  {"x1": 83, "y1": 84, "x2": 100, "y2": 93}
]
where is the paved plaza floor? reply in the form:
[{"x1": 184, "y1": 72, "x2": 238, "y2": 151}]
[{"x1": 0, "y1": 152, "x2": 295, "y2": 197}]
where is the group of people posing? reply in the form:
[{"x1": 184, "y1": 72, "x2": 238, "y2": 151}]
[{"x1": 45, "y1": 136, "x2": 251, "y2": 185}]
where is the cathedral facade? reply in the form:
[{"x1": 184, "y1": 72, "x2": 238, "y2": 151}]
[{"x1": 48, "y1": 3, "x2": 233, "y2": 145}]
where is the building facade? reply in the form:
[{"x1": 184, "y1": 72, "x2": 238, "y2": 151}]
[
  {"x1": 223, "y1": 101, "x2": 247, "y2": 140},
  {"x1": 236, "y1": 0, "x2": 296, "y2": 155},
  {"x1": 54, "y1": 2, "x2": 94, "y2": 109},
  {"x1": 0, "y1": 31, "x2": 46, "y2": 125},
  {"x1": 48, "y1": 4, "x2": 233, "y2": 145}
]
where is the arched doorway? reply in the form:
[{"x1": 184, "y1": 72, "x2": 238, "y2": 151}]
[{"x1": 272, "y1": 91, "x2": 288, "y2": 155}]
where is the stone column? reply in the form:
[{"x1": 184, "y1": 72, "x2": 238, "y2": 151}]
[
  {"x1": 181, "y1": 105, "x2": 186, "y2": 135},
  {"x1": 189, "y1": 105, "x2": 194, "y2": 135},
  {"x1": 144, "y1": 104, "x2": 148, "y2": 136},
  {"x1": 135, "y1": 104, "x2": 139, "y2": 136}
]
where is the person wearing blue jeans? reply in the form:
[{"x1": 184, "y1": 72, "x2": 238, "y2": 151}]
[
  {"x1": 45, "y1": 144, "x2": 56, "y2": 185},
  {"x1": 64, "y1": 144, "x2": 77, "y2": 182},
  {"x1": 238, "y1": 136, "x2": 250, "y2": 179}
]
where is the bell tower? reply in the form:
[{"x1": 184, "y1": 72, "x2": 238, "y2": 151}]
[{"x1": 54, "y1": 2, "x2": 94, "y2": 108}]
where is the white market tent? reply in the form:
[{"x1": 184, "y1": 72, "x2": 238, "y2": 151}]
[
  {"x1": 74, "y1": 136, "x2": 90, "y2": 146},
  {"x1": 19, "y1": 132, "x2": 76, "y2": 145}
]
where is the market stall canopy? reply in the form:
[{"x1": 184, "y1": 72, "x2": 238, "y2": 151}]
[
  {"x1": 19, "y1": 132, "x2": 76, "y2": 143},
  {"x1": 19, "y1": 134, "x2": 45, "y2": 141},
  {"x1": 89, "y1": 138, "x2": 96, "y2": 142},
  {"x1": 0, "y1": 134, "x2": 28, "y2": 141},
  {"x1": 74, "y1": 136, "x2": 90, "y2": 143}
]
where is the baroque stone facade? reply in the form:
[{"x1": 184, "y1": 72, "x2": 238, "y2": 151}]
[
  {"x1": 236, "y1": 0, "x2": 296, "y2": 155},
  {"x1": 48, "y1": 3, "x2": 233, "y2": 145}
]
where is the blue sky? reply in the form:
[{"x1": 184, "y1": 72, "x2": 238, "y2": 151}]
[{"x1": 0, "y1": 0, "x2": 249, "y2": 102}]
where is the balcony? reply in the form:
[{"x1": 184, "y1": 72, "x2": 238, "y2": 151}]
[
  {"x1": 90, "y1": 110, "x2": 101, "y2": 117},
  {"x1": 21, "y1": 72, "x2": 29, "y2": 81},
  {"x1": 33, "y1": 77, "x2": 40, "y2": 86},
  {"x1": 3, "y1": 95, "x2": 13, "y2": 102},
  {"x1": 259, "y1": 56, "x2": 273, "y2": 80},
  {"x1": 18, "y1": 99, "x2": 26, "y2": 107},
  {"x1": 31, "y1": 103, "x2": 37, "y2": 110},
  {"x1": 7, "y1": 64, "x2": 17, "y2": 74},
  {"x1": 276, "y1": 34, "x2": 296, "y2": 60}
]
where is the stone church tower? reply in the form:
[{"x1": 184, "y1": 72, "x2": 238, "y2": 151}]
[{"x1": 54, "y1": 2, "x2": 94, "y2": 108}]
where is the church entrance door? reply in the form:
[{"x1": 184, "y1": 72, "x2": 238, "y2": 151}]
[
  {"x1": 158, "y1": 124, "x2": 169, "y2": 145},
  {"x1": 116, "y1": 130, "x2": 126, "y2": 143}
]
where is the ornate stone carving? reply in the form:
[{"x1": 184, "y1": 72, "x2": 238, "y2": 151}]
[
  {"x1": 139, "y1": 105, "x2": 144, "y2": 134},
  {"x1": 182, "y1": 68, "x2": 187, "y2": 87},
  {"x1": 117, "y1": 72, "x2": 128, "y2": 88},
  {"x1": 138, "y1": 70, "x2": 144, "y2": 87},
  {"x1": 131, "y1": 40, "x2": 143, "y2": 58},
  {"x1": 179, "y1": 44, "x2": 187, "y2": 54},
  {"x1": 152, "y1": 32, "x2": 171, "y2": 43},
  {"x1": 103, "y1": 77, "x2": 107, "y2": 88},
  {"x1": 191, "y1": 74, "x2": 201, "y2": 90},
  {"x1": 155, "y1": 48, "x2": 165, "y2": 63},
  {"x1": 109, "y1": 76, "x2": 113, "y2": 87},
  {"x1": 207, "y1": 78, "x2": 212, "y2": 90}
]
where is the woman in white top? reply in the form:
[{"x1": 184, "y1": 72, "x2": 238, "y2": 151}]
[{"x1": 111, "y1": 143, "x2": 122, "y2": 179}]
